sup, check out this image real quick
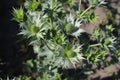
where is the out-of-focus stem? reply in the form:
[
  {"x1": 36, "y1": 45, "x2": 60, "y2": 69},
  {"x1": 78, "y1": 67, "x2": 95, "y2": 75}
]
[{"x1": 80, "y1": 5, "x2": 93, "y2": 17}]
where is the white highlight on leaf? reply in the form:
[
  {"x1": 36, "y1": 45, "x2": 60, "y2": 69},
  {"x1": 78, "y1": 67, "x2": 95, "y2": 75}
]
[
  {"x1": 67, "y1": 13, "x2": 75, "y2": 24},
  {"x1": 72, "y1": 29, "x2": 85, "y2": 38},
  {"x1": 75, "y1": 20, "x2": 82, "y2": 28},
  {"x1": 66, "y1": 13, "x2": 85, "y2": 37}
]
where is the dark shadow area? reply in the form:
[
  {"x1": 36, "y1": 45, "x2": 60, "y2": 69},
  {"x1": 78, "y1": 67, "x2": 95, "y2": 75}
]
[
  {"x1": 0, "y1": 0, "x2": 35, "y2": 78},
  {"x1": 0, "y1": 0, "x2": 21, "y2": 78}
]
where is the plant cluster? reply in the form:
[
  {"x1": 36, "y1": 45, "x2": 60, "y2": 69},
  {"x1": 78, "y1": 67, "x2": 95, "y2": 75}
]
[{"x1": 12, "y1": 0, "x2": 120, "y2": 79}]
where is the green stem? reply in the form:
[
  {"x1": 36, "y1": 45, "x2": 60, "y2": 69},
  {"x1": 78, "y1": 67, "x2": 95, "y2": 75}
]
[
  {"x1": 79, "y1": 0, "x2": 81, "y2": 11},
  {"x1": 42, "y1": 39, "x2": 54, "y2": 52},
  {"x1": 49, "y1": 17, "x2": 54, "y2": 29},
  {"x1": 89, "y1": 43, "x2": 102, "y2": 47},
  {"x1": 80, "y1": 5, "x2": 93, "y2": 17},
  {"x1": 51, "y1": 0, "x2": 54, "y2": 9}
]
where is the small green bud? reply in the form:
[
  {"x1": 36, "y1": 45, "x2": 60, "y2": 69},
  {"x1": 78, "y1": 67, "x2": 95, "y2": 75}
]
[
  {"x1": 65, "y1": 23, "x2": 73, "y2": 33},
  {"x1": 13, "y1": 7, "x2": 24, "y2": 22},
  {"x1": 25, "y1": 0, "x2": 40, "y2": 11}
]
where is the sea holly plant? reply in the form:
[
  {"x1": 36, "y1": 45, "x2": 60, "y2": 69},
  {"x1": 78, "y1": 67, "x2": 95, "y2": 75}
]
[
  {"x1": 13, "y1": 0, "x2": 109, "y2": 79},
  {"x1": 84, "y1": 24, "x2": 117, "y2": 64}
]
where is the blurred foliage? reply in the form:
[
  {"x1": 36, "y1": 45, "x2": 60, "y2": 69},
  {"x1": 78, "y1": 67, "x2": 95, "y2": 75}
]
[
  {"x1": 12, "y1": 0, "x2": 120, "y2": 80},
  {"x1": 1, "y1": 0, "x2": 120, "y2": 80}
]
